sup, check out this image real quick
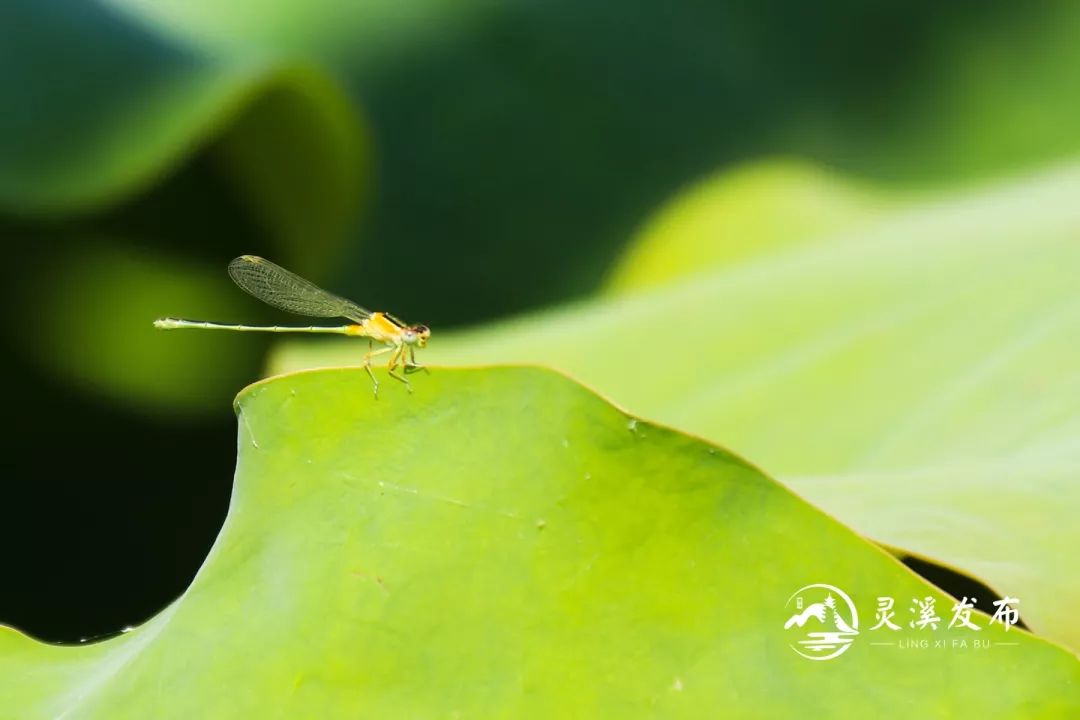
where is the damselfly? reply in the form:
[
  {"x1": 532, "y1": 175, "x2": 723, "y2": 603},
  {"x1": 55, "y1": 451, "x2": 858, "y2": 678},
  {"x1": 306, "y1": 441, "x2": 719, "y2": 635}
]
[{"x1": 155, "y1": 255, "x2": 430, "y2": 396}]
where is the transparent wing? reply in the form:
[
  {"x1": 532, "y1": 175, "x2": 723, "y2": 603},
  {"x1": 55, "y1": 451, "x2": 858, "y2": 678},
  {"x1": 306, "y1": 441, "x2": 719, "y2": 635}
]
[{"x1": 227, "y1": 255, "x2": 371, "y2": 323}]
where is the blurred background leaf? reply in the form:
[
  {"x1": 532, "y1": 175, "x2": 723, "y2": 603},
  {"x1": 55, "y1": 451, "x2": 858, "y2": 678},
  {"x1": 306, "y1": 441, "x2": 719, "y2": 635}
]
[
  {"x1": 1, "y1": 0, "x2": 366, "y2": 412},
  {"x1": 106, "y1": 0, "x2": 1080, "y2": 324},
  {"x1": 605, "y1": 159, "x2": 899, "y2": 293}
]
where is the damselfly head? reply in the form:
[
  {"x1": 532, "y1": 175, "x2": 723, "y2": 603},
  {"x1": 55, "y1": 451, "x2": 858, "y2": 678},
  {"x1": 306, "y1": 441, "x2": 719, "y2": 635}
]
[{"x1": 405, "y1": 324, "x2": 431, "y2": 347}]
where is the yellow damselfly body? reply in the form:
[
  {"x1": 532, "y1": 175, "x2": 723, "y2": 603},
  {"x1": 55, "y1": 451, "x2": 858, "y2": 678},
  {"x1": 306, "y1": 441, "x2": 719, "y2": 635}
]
[{"x1": 154, "y1": 255, "x2": 430, "y2": 396}]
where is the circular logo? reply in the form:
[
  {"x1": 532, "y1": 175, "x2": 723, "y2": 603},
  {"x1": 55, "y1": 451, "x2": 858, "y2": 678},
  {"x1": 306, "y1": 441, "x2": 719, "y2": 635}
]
[{"x1": 783, "y1": 583, "x2": 860, "y2": 661}]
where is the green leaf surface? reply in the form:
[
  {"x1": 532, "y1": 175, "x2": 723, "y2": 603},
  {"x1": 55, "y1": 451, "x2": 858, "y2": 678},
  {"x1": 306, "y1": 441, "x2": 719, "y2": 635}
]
[
  {"x1": 2, "y1": 368, "x2": 1077, "y2": 717},
  {"x1": 272, "y1": 162, "x2": 1080, "y2": 651}
]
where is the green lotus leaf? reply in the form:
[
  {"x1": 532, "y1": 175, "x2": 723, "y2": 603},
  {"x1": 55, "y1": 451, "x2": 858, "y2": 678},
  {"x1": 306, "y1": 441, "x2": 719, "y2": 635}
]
[
  {"x1": 272, "y1": 162, "x2": 1080, "y2": 652},
  {"x1": 2, "y1": 368, "x2": 1076, "y2": 717}
]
